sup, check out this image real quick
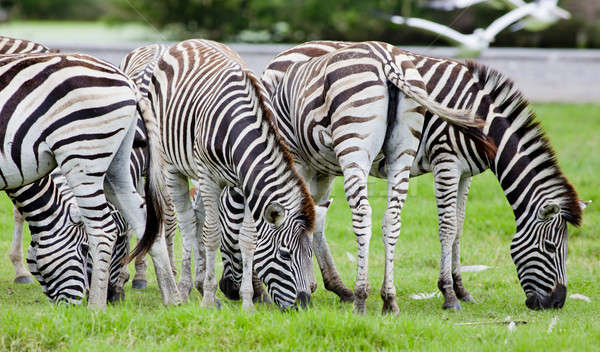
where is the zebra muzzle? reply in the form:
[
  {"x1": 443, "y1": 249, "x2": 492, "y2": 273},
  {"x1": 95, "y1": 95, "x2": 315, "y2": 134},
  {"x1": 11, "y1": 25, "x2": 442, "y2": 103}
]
[{"x1": 525, "y1": 284, "x2": 566, "y2": 310}]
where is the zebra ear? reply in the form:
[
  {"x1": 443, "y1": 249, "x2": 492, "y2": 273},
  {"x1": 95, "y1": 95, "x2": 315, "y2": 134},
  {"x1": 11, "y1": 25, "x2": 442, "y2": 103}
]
[
  {"x1": 539, "y1": 202, "x2": 561, "y2": 219},
  {"x1": 579, "y1": 200, "x2": 591, "y2": 211},
  {"x1": 264, "y1": 202, "x2": 286, "y2": 227},
  {"x1": 319, "y1": 199, "x2": 333, "y2": 209}
]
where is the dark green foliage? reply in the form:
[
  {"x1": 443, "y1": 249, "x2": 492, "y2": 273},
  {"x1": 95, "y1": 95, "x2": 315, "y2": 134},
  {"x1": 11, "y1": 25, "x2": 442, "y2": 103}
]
[{"x1": 3, "y1": 0, "x2": 600, "y2": 47}]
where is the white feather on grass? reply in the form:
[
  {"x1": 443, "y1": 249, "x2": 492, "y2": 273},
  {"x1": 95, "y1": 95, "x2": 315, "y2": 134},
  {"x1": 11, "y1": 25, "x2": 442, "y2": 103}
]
[
  {"x1": 569, "y1": 293, "x2": 591, "y2": 302},
  {"x1": 409, "y1": 291, "x2": 441, "y2": 300},
  {"x1": 461, "y1": 265, "x2": 492, "y2": 272}
]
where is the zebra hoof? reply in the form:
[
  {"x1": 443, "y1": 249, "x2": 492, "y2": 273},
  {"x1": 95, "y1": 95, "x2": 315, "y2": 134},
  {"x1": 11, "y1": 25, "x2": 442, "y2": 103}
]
[
  {"x1": 14, "y1": 276, "x2": 34, "y2": 284},
  {"x1": 461, "y1": 294, "x2": 476, "y2": 303},
  {"x1": 131, "y1": 280, "x2": 147, "y2": 290},
  {"x1": 442, "y1": 300, "x2": 462, "y2": 311},
  {"x1": 339, "y1": 290, "x2": 355, "y2": 303}
]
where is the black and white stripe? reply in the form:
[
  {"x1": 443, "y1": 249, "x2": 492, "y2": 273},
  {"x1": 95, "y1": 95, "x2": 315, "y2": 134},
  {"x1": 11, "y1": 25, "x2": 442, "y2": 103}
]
[
  {"x1": 138, "y1": 39, "x2": 316, "y2": 311},
  {"x1": 218, "y1": 41, "x2": 484, "y2": 315},
  {"x1": 255, "y1": 41, "x2": 582, "y2": 311},
  {"x1": 0, "y1": 51, "x2": 167, "y2": 309}
]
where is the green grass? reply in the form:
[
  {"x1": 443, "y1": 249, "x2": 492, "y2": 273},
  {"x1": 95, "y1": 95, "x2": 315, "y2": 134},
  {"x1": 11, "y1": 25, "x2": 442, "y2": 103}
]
[{"x1": 1, "y1": 103, "x2": 599, "y2": 351}]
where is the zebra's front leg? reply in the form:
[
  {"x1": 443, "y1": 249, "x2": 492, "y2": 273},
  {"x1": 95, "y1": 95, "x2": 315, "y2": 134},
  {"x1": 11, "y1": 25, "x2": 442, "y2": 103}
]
[
  {"x1": 433, "y1": 162, "x2": 462, "y2": 310},
  {"x1": 452, "y1": 176, "x2": 475, "y2": 303},
  {"x1": 300, "y1": 168, "x2": 354, "y2": 302},
  {"x1": 9, "y1": 206, "x2": 34, "y2": 284},
  {"x1": 199, "y1": 180, "x2": 222, "y2": 309},
  {"x1": 192, "y1": 191, "x2": 206, "y2": 294},
  {"x1": 165, "y1": 169, "x2": 197, "y2": 302},
  {"x1": 313, "y1": 199, "x2": 354, "y2": 302},
  {"x1": 239, "y1": 206, "x2": 258, "y2": 312}
]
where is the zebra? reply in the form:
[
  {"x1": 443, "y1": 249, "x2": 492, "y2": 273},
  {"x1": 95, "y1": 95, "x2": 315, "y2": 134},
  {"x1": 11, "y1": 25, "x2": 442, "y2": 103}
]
[
  {"x1": 8, "y1": 171, "x2": 129, "y2": 303},
  {"x1": 0, "y1": 35, "x2": 56, "y2": 54},
  {"x1": 212, "y1": 41, "x2": 486, "y2": 315},
  {"x1": 119, "y1": 43, "x2": 176, "y2": 291},
  {"x1": 0, "y1": 35, "x2": 57, "y2": 286},
  {"x1": 138, "y1": 39, "x2": 318, "y2": 311},
  {"x1": 0, "y1": 36, "x2": 132, "y2": 299},
  {"x1": 0, "y1": 52, "x2": 179, "y2": 309},
  {"x1": 253, "y1": 40, "x2": 584, "y2": 311}
]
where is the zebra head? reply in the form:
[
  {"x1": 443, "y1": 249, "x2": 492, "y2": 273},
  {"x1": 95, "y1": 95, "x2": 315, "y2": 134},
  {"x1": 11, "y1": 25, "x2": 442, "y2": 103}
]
[
  {"x1": 26, "y1": 200, "x2": 129, "y2": 305},
  {"x1": 510, "y1": 200, "x2": 587, "y2": 310},
  {"x1": 255, "y1": 200, "x2": 315, "y2": 310},
  {"x1": 26, "y1": 202, "x2": 89, "y2": 304}
]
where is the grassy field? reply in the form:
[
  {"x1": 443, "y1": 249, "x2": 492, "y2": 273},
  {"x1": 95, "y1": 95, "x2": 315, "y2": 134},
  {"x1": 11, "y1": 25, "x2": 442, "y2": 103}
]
[{"x1": 0, "y1": 103, "x2": 599, "y2": 351}]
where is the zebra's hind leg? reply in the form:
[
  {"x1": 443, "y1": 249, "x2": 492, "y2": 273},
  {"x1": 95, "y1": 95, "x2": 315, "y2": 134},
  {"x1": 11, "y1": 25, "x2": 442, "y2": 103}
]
[
  {"x1": 379, "y1": 105, "x2": 423, "y2": 315},
  {"x1": 452, "y1": 176, "x2": 475, "y2": 303},
  {"x1": 165, "y1": 168, "x2": 197, "y2": 302},
  {"x1": 433, "y1": 161, "x2": 462, "y2": 311},
  {"x1": 104, "y1": 117, "x2": 180, "y2": 305},
  {"x1": 10, "y1": 206, "x2": 34, "y2": 284},
  {"x1": 339, "y1": 166, "x2": 373, "y2": 315}
]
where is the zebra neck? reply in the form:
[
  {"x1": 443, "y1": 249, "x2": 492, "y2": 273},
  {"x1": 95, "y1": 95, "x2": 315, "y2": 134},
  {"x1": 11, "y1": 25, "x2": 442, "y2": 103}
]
[
  {"x1": 484, "y1": 114, "x2": 574, "y2": 229},
  {"x1": 8, "y1": 177, "x2": 68, "y2": 231}
]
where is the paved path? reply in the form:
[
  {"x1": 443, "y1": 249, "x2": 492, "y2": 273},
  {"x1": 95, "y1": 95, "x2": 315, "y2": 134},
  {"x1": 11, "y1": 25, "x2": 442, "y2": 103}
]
[{"x1": 49, "y1": 42, "x2": 600, "y2": 103}]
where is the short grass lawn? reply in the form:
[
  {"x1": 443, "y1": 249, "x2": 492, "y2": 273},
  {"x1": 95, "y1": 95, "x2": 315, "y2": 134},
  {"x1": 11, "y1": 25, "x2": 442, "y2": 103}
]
[{"x1": 1, "y1": 103, "x2": 599, "y2": 351}]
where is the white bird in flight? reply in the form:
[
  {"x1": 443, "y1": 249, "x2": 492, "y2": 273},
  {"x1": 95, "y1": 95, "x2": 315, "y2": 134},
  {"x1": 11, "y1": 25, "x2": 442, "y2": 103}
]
[{"x1": 389, "y1": 0, "x2": 570, "y2": 56}]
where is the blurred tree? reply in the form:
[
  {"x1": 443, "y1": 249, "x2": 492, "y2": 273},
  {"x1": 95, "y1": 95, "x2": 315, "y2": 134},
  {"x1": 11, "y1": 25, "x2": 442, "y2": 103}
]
[
  {"x1": 5, "y1": 0, "x2": 106, "y2": 20},
  {"x1": 2, "y1": 0, "x2": 598, "y2": 47}
]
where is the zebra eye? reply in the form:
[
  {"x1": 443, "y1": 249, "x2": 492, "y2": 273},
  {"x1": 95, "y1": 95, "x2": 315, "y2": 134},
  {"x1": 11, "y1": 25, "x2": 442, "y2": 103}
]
[
  {"x1": 279, "y1": 247, "x2": 291, "y2": 260},
  {"x1": 544, "y1": 240, "x2": 557, "y2": 253}
]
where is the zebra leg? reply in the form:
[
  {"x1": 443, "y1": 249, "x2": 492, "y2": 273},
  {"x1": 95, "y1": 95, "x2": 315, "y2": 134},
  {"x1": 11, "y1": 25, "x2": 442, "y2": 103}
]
[
  {"x1": 165, "y1": 203, "x2": 178, "y2": 278},
  {"x1": 379, "y1": 102, "x2": 422, "y2": 315},
  {"x1": 433, "y1": 162, "x2": 462, "y2": 310},
  {"x1": 252, "y1": 270, "x2": 271, "y2": 304},
  {"x1": 104, "y1": 118, "x2": 180, "y2": 306},
  {"x1": 132, "y1": 239, "x2": 148, "y2": 289},
  {"x1": 10, "y1": 206, "x2": 34, "y2": 284},
  {"x1": 192, "y1": 190, "x2": 206, "y2": 295},
  {"x1": 198, "y1": 180, "x2": 222, "y2": 309},
  {"x1": 217, "y1": 187, "x2": 243, "y2": 300},
  {"x1": 119, "y1": 227, "x2": 132, "y2": 288},
  {"x1": 340, "y1": 167, "x2": 373, "y2": 315},
  {"x1": 311, "y1": 177, "x2": 354, "y2": 302},
  {"x1": 452, "y1": 176, "x2": 475, "y2": 303},
  {"x1": 239, "y1": 206, "x2": 258, "y2": 312},
  {"x1": 165, "y1": 168, "x2": 197, "y2": 302},
  {"x1": 295, "y1": 163, "x2": 354, "y2": 302}
]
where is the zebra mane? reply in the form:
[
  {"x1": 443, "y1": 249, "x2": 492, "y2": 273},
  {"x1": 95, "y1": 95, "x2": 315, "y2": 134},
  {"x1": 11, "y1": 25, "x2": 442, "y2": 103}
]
[
  {"x1": 245, "y1": 70, "x2": 316, "y2": 231},
  {"x1": 466, "y1": 60, "x2": 582, "y2": 226}
]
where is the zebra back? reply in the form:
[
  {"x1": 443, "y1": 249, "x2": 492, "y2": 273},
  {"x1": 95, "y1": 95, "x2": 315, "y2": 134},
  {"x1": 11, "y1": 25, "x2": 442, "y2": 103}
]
[{"x1": 0, "y1": 36, "x2": 56, "y2": 54}]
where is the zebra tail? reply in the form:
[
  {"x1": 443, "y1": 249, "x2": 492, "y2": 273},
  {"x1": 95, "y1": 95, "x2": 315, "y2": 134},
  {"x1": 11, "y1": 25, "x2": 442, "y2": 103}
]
[
  {"x1": 127, "y1": 97, "x2": 168, "y2": 262},
  {"x1": 383, "y1": 60, "x2": 484, "y2": 129}
]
